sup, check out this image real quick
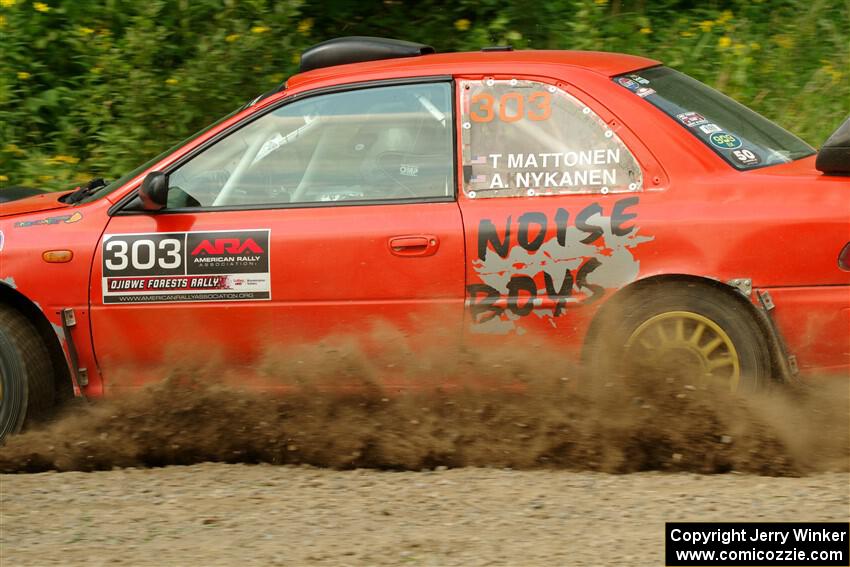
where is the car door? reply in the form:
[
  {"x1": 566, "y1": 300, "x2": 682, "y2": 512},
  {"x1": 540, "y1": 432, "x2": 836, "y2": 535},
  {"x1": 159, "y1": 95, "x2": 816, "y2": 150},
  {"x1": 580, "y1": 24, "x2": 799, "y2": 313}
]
[
  {"x1": 455, "y1": 76, "x2": 658, "y2": 353},
  {"x1": 89, "y1": 80, "x2": 465, "y2": 387}
]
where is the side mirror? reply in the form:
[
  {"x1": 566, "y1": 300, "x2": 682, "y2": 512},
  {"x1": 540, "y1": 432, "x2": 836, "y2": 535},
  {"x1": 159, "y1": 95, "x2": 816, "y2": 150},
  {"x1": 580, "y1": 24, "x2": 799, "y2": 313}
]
[
  {"x1": 816, "y1": 116, "x2": 850, "y2": 176},
  {"x1": 139, "y1": 171, "x2": 168, "y2": 211}
]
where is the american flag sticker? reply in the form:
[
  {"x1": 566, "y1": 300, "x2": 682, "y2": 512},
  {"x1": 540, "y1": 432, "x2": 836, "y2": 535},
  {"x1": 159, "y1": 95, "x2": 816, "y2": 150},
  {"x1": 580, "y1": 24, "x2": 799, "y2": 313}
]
[
  {"x1": 470, "y1": 174, "x2": 488, "y2": 184},
  {"x1": 469, "y1": 155, "x2": 487, "y2": 164}
]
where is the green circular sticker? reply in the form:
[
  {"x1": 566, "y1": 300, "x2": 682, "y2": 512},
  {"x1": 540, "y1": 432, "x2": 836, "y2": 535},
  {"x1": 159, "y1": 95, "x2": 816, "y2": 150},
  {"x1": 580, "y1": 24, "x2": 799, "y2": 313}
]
[{"x1": 709, "y1": 132, "x2": 742, "y2": 149}]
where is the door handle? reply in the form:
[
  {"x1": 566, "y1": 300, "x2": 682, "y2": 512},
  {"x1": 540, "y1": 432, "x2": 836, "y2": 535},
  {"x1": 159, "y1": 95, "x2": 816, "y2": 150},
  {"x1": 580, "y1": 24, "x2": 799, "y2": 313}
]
[{"x1": 388, "y1": 235, "x2": 440, "y2": 257}]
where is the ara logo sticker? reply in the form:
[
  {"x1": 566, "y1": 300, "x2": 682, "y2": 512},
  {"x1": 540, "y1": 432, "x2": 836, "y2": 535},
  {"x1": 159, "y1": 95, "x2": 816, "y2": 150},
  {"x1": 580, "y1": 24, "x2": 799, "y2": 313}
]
[
  {"x1": 676, "y1": 112, "x2": 707, "y2": 127},
  {"x1": 191, "y1": 238, "x2": 264, "y2": 256},
  {"x1": 709, "y1": 132, "x2": 743, "y2": 149},
  {"x1": 14, "y1": 211, "x2": 83, "y2": 228},
  {"x1": 730, "y1": 148, "x2": 761, "y2": 166}
]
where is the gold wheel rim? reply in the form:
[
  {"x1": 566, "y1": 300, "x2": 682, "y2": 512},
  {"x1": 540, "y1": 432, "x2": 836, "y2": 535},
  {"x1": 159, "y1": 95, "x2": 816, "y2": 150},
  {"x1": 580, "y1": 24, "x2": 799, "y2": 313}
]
[{"x1": 625, "y1": 311, "x2": 741, "y2": 392}]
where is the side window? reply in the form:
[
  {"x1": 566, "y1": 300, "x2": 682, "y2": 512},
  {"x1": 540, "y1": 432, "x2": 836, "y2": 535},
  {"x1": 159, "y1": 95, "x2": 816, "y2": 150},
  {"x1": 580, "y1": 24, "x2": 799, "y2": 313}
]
[
  {"x1": 459, "y1": 79, "x2": 642, "y2": 199},
  {"x1": 166, "y1": 82, "x2": 454, "y2": 208}
]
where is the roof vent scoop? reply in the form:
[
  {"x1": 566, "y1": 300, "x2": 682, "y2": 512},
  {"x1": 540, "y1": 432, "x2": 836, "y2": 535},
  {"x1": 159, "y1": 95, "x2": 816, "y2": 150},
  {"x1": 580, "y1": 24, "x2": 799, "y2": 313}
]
[
  {"x1": 816, "y1": 116, "x2": 850, "y2": 176},
  {"x1": 300, "y1": 37, "x2": 435, "y2": 73}
]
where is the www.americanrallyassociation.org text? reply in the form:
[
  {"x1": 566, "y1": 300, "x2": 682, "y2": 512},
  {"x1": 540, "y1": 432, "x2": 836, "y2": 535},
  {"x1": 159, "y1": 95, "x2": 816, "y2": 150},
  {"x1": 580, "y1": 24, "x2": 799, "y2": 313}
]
[{"x1": 670, "y1": 527, "x2": 848, "y2": 546}]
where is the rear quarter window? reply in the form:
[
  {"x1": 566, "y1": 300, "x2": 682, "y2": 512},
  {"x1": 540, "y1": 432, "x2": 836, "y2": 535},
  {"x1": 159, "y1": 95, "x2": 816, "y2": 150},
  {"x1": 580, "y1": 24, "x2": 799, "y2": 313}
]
[
  {"x1": 614, "y1": 67, "x2": 814, "y2": 170},
  {"x1": 460, "y1": 79, "x2": 643, "y2": 198}
]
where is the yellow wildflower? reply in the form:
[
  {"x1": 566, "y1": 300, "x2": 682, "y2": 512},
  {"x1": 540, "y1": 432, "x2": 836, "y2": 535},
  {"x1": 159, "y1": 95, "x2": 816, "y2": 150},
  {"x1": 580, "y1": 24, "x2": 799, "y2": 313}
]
[
  {"x1": 773, "y1": 34, "x2": 794, "y2": 49},
  {"x1": 749, "y1": 41, "x2": 761, "y2": 50},
  {"x1": 639, "y1": 27, "x2": 652, "y2": 34},
  {"x1": 50, "y1": 155, "x2": 79, "y2": 165},
  {"x1": 251, "y1": 25, "x2": 270, "y2": 34},
  {"x1": 699, "y1": 20, "x2": 714, "y2": 33},
  {"x1": 225, "y1": 33, "x2": 240, "y2": 43},
  {"x1": 297, "y1": 18, "x2": 313, "y2": 34},
  {"x1": 680, "y1": 31, "x2": 694, "y2": 38},
  {"x1": 165, "y1": 77, "x2": 178, "y2": 85},
  {"x1": 823, "y1": 63, "x2": 843, "y2": 84},
  {"x1": 0, "y1": 15, "x2": 6, "y2": 27},
  {"x1": 38, "y1": 175, "x2": 54, "y2": 182},
  {"x1": 17, "y1": 71, "x2": 31, "y2": 80},
  {"x1": 733, "y1": 43, "x2": 746, "y2": 55},
  {"x1": 33, "y1": 1, "x2": 49, "y2": 12},
  {"x1": 718, "y1": 36, "x2": 732, "y2": 49},
  {"x1": 454, "y1": 18, "x2": 471, "y2": 31},
  {"x1": 3, "y1": 144, "x2": 25, "y2": 155},
  {"x1": 0, "y1": 0, "x2": 16, "y2": 7},
  {"x1": 718, "y1": 10, "x2": 733, "y2": 24},
  {"x1": 79, "y1": 27, "x2": 94, "y2": 35},
  {"x1": 594, "y1": 0, "x2": 607, "y2": 4},
  {"x1": 0, "y1": 175, "x2": 8, "y2": 182}
]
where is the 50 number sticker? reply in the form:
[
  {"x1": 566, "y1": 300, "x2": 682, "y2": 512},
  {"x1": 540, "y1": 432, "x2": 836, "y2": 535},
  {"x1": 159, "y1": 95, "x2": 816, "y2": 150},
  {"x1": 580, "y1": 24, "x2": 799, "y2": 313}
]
[{"x1": 731, "y1": 148, "x2": 760, "y2": 166}]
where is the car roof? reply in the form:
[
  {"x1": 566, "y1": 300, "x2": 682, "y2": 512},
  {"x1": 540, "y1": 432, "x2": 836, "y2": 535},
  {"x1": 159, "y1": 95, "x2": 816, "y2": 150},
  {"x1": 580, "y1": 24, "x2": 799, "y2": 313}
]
[{"x1": 285, "y1": 50, "x2": 661, "y2": 91}]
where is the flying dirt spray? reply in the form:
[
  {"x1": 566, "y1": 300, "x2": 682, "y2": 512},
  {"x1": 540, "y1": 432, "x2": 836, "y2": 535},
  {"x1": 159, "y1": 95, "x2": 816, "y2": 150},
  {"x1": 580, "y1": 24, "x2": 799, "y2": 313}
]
[{"x1": 1, "y1": 331, "x2": 847, "y2": 475}]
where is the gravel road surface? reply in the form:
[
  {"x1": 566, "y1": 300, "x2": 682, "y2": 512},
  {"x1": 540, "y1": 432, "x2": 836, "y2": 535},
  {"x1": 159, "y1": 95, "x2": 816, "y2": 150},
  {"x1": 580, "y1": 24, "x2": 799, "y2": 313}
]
[{"x1": 2, "y1": 465, "x2": 848, "y2": 566}]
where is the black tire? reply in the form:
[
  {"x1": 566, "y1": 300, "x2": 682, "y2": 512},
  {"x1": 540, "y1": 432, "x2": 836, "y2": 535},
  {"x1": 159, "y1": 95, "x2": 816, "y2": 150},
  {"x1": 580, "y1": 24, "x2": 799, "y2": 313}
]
[
  {"x1": 0, "y1": 305, "x2": 55, "y2": 442},
  {"x1": 588, "y1": 282, "x2": 772, "y2": 392}
]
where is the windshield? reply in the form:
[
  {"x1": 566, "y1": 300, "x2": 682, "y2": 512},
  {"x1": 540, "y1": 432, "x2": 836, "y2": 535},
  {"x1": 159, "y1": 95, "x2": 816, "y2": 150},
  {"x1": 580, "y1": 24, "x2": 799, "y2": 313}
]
[
  {"x1": 77, "y1": 106, "x2": 243, "y2": 204},
  {"x1": 613, "y1": 67, "x2": 815, "y2": 170}
]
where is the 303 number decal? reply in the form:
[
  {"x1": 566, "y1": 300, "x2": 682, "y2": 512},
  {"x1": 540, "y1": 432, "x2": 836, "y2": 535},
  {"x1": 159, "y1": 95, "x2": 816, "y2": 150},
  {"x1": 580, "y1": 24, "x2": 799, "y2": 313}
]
[
  {"x1": 104, "y1": 238, "x2": 182, "y2": 271},
  {"x1": 470, "y1": 91, "x2": 552, "y2": 123}
]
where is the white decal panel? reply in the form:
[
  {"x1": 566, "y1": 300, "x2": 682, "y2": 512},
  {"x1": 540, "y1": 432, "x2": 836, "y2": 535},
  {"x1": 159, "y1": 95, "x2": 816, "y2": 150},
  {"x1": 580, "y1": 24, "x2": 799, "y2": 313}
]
[{"x1": 102, "y1": 229, "x2": 271, "y2": 304}]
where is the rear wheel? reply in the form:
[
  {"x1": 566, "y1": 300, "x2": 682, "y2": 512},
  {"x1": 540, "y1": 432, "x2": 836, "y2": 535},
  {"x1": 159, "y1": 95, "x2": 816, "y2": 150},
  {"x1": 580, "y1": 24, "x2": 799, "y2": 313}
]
[
  {"x1": 0, "y1": 305, "x2": 55, "y2": 441},
  {"x1": 590, "y1": 282, "x2": 772, "y2": 392}
]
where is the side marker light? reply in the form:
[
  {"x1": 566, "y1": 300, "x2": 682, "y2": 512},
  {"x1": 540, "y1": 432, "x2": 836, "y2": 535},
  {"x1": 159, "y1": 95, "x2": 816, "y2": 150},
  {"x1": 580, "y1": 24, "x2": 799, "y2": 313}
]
[{"x1": 43, "y1": 250, "x2": 73, "y2": 263}]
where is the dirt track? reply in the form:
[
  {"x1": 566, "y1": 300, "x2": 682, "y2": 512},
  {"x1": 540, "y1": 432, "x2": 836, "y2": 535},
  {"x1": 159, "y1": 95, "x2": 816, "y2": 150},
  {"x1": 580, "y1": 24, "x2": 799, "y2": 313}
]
[
  {"x1": 0, "y1": 342, "x2": 848, "y2": 565},
  {"x1": 2, "y1": 465, "x2": 848, "y2": 566}
]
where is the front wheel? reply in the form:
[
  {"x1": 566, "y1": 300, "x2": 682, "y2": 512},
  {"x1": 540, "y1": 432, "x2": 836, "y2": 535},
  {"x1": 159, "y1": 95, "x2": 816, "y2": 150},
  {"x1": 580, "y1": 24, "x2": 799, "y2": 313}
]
[
  {"x1": 589, "y1": 282, "x2": 772, "y2": 392},
  {"x1": 0, "y1": 306, "x2": 55, "y2": 442}
]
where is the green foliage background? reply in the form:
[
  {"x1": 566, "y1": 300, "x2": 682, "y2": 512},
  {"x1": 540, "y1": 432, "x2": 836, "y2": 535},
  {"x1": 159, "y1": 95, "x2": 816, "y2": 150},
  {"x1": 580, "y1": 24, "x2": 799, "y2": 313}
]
[{"x1": 1, "y1": 0, "x2": 847, "y2": 189}]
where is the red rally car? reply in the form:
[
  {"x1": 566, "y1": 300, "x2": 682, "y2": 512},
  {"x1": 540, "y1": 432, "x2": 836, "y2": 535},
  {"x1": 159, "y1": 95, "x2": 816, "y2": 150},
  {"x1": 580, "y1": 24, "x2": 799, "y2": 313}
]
[{"x1": 1, "y1": 37, "x2": 849, "y2": 441}]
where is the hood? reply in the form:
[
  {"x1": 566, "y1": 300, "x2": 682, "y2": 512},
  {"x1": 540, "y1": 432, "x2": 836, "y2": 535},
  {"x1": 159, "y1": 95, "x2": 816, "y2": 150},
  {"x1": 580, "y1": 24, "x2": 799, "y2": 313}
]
[{"x1": 0, "y1": 190, "x2": 73, "y2": 217}]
